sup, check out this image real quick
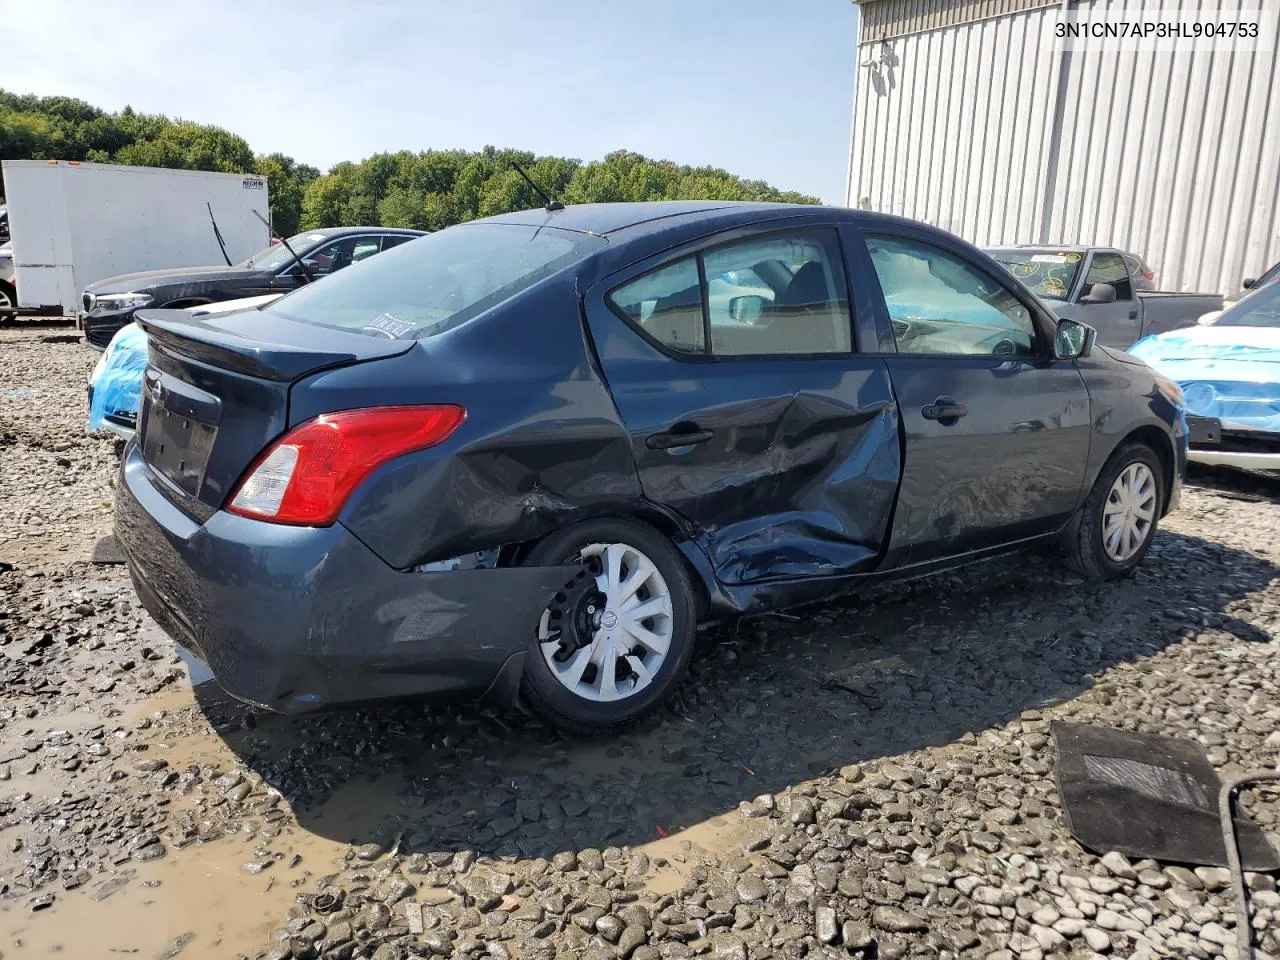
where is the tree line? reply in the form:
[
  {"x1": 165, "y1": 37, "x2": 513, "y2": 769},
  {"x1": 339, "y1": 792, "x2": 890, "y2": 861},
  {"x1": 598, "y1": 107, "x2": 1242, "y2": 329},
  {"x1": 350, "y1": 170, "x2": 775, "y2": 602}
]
[{"x1": 0, "y1": 91, "x2": 817, "y2": 237}]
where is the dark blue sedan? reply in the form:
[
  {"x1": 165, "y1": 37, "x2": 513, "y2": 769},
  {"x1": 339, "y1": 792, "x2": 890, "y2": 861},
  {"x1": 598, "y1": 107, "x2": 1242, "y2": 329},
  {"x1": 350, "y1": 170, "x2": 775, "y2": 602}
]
[{"x1": 115, "y1": 202, "x2": 1186, "y2": 734}]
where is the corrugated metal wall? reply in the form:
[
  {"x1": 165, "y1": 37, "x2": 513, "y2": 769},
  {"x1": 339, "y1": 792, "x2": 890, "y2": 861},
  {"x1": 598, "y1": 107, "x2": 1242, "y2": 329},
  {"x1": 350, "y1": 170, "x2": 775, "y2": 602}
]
[
  {"x1": 848, "y1": 0, "x2": 1280, "y2": 293},
  {"x1": 859, "y1": 0, "x2": 1059, "y2": 42}
]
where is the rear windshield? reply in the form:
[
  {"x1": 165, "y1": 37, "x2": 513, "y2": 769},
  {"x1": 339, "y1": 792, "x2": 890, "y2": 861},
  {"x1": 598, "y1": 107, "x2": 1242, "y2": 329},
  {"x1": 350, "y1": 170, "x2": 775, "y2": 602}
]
[
  {"x1": 265, "y1": 222, "x2": 606, "y2": 339},
  {"x1": 987, "y1": 250, "x2": 1083, "y2": 301}
]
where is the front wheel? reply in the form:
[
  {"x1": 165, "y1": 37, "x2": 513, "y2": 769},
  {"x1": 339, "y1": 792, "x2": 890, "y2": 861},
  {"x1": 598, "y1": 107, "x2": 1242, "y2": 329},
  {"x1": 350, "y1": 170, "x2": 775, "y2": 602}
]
[
  {"x1": 0, "y1": 280, "x2": 15, "y2": 314},
  {"x1": 520, "y1": 518, "x2": 698, "y2": 735},
  {"x1": 1064, "y1": 442, "x2": 1164, "y2": 580}
]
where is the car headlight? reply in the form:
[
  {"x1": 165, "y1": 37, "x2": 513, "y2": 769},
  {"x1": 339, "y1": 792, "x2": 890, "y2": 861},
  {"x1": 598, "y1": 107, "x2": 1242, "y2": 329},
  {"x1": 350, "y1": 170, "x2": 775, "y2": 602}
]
[
  {"x1": 91, "y1": 292, "x2": 153, "y2": 311},
  {"x1": 1180, "y1": 382, "x2": 1216, "y2": 416},
  {"x1": 1153, "y1": 373, "x2": 1185, "y2": 408}
]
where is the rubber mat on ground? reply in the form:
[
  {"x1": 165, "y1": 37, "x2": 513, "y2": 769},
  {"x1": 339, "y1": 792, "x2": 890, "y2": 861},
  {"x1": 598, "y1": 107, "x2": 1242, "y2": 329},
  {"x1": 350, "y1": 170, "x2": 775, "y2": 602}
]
[
  {"x1": 89, "y1": 535, "x2": 125, "y2": 564},
  {"x1": 1053, "y1": 721, "x2": 1280, "y2": 870}
]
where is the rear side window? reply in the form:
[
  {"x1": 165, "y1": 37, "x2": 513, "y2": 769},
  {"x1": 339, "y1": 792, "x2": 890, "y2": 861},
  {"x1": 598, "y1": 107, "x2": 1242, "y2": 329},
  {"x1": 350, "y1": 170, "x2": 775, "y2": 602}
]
[
  {"x1": 609, "y1": 259, "x2": 705, "y2": 355},
  {"x1": 607, "y1": 230, "x2": 852, "y2": 358},
  {"x1": 266, "y1": 223, "x2": 606, "y2": 339},
  {"x1": 1083, "y1": 252, "x2": 1133, "y2": 300}
]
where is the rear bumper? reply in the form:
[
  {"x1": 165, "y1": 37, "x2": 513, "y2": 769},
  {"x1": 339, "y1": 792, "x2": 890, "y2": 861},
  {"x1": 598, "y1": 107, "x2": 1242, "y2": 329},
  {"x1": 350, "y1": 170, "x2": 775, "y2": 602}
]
[{"x1": 115, "y1": 445, "x2": 567, "y2": 713}]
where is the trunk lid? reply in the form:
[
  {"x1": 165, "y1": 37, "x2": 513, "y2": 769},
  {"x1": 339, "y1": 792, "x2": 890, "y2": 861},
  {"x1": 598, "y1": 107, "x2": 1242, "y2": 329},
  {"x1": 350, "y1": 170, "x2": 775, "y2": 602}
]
[{"x1": 134, "y1": 308, "x2": 413, "y2": 520}]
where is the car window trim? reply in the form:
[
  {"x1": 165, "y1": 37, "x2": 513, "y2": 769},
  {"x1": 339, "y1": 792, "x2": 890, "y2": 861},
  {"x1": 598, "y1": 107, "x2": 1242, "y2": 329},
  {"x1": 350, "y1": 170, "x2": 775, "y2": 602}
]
[
  {"x1": 602, "y1": 224, "x2": 860, "y2": 363},
  {"x1": 857, "y1": 225, "x2": 1058, "y2": 360}
]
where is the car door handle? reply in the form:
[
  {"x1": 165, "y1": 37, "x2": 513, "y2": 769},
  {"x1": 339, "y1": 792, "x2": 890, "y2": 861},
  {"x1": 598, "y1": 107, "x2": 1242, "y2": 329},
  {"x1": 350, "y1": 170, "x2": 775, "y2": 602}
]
[
  {"x1": 921, "y1": 397, "x2": 968, "y2": 422},
  {"x1": 646, "y1": 427, "x2": 714, "y2": 450},
  {"x1": 1128, "y1": 309, "x2": 1138, "y2": 319}
]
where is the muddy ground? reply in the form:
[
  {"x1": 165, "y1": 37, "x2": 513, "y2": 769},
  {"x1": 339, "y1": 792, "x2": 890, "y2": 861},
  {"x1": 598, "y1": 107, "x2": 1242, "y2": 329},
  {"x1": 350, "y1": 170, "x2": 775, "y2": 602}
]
[{"x1": 1, "y1": 325, "x2": 1279, "y2": 960}]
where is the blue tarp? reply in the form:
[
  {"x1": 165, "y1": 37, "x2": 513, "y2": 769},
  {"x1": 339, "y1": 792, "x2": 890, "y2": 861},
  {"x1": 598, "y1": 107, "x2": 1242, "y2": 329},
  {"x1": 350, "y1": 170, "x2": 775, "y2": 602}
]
[
  {"x1": 87, "y1": 322, "x2": 147, "y2": 432},
  {"x1": 1129, "y1": 325, "x2": 1280, "y2": 433}
]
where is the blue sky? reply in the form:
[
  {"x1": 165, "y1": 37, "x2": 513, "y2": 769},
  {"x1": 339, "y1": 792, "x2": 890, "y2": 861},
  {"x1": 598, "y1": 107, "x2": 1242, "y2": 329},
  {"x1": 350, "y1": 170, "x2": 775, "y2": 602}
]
[{"x1": 8, "y1": 0, "x2": 860, "y2": 203}]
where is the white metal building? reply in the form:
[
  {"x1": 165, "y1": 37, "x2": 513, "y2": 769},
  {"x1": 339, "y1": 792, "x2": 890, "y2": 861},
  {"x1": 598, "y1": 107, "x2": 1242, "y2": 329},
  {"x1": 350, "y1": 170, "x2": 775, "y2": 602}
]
[{"x1": 846, "y1": 0, "x2": 1280, "y2": 293}]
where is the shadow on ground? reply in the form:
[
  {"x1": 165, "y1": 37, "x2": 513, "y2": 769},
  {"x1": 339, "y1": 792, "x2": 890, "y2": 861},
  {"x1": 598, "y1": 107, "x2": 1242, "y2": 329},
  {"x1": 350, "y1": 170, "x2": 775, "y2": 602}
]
[{"x1": 191, "y1": 526, "x2": 1276, "y2": 860}]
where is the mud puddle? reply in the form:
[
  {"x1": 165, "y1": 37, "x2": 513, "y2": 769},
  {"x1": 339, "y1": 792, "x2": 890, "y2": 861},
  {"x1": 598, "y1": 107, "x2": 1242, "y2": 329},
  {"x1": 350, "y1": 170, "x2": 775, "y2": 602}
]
[
  {"x1": 639, "y1": 809, "x2": 752, "y2": 894},
  {"x1": 0, "y1": 682, "x2": 387, "y2": 960}
]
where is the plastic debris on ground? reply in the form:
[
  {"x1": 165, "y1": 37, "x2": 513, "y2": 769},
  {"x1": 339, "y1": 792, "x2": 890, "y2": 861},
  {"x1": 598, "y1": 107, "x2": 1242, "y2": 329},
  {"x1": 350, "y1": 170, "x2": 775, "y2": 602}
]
[{"x1": 87, "y1": 322, "x2": 147, "y2": 432}]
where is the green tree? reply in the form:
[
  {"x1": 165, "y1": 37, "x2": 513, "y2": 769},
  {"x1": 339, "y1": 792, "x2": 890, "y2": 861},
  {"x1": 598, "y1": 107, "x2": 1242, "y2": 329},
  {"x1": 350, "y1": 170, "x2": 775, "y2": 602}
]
[{"x1": 0, "y1": 87, "x2": 818, "y2": 227}]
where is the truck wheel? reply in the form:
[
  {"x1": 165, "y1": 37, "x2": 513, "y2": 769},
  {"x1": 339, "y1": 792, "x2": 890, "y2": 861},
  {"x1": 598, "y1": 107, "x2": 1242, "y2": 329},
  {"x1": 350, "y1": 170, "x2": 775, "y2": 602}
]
[
  {"x1": 520, "y1": 518, "x2": 697, "y2": 735},
  {"x1": 0, "y1": 281, "x2": 15, "y2": 313},
  {"x1": 1063, "y1": 442, "x2": 1164, "y2": 580}
]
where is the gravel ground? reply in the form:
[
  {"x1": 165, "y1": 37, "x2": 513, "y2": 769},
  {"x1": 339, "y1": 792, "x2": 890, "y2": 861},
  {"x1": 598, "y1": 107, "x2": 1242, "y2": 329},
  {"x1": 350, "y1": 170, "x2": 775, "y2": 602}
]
[{"x1": 2, "y1": 325, "x2": 1280, "y2": 960}]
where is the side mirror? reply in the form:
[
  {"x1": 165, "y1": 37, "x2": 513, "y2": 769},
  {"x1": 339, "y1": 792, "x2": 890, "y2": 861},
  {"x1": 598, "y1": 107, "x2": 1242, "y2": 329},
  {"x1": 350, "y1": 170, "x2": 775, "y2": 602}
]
[
  {"x1": 728, "y1": 295, "x2": 766, "y2": 324},
  {"x1": 1197, "y1": 310, "x2": 1222, "y2": 326},
  {"x1": 1055, "y1": 318, "x2": 1096, "y2": 360},
  {"x1": 1243, "y1": 277, "x2": 1257, "y2": 289},
  {"x1": 1079, "y1": 282, "x2": 1117, "y2": 305}
]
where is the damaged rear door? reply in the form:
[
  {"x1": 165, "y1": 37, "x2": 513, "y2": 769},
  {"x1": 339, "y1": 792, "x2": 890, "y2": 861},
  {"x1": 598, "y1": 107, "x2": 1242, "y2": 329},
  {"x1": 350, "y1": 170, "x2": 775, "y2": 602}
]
[{"x1": 584, "y1": 224, "x2": 901, "y2": 586}]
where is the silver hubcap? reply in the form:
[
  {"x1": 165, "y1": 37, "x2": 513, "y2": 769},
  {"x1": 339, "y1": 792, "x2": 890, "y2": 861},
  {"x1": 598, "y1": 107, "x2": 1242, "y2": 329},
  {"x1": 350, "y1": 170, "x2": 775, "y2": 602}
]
[
  {"x1": 537, "y1": 541, "x2": 674, "y2": 702},
  {"x1": 1102, "y1": 462, "x2": 1156, "y2": 562},
  {"x1": 0, "y1": 288, "x2": 10, "y2": 309}
]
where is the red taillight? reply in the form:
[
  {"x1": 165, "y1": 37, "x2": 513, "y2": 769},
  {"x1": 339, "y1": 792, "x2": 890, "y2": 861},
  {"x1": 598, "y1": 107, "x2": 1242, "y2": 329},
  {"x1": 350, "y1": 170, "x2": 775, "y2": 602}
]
[
  {"x1": 227, "y1": 405, "x2": 465, "y2": 526},
  {"x1": 1144, "y1": 270, "x2": 1155, "y2": 280}
]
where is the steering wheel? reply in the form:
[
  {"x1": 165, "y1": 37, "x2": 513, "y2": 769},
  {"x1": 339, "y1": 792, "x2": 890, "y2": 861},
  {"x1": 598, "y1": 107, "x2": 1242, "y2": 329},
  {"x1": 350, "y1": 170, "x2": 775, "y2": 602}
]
[{"x1": 992, "y1": 338, "x2": 1018, "y2": 357}]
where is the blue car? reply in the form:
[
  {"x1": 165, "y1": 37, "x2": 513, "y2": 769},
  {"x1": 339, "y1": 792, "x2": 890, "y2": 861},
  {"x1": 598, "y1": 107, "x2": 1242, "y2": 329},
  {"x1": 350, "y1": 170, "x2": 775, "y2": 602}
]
[
  {"x1": 115, "y1": 202, "x2": 1184, "y2": 734},
  {"x1": 1129, "y1": 280, "x2": 1280, "y2": 472}
]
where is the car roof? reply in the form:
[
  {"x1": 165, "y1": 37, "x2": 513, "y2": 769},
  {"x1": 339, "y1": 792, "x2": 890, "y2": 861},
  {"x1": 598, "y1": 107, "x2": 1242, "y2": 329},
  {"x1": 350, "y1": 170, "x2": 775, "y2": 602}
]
[
  {"x1": 478, "y1": 201, "x2": 821, "y2": 237},
  {"x1": 300, "y1": 226, "x2": 427, "y2": 238},
  {"x1": 985, "y1": 243, "x2": 1148, "y2": 262},
  {"x1": 985, "y1": 243, "x2": 1095, "y2": 253}
]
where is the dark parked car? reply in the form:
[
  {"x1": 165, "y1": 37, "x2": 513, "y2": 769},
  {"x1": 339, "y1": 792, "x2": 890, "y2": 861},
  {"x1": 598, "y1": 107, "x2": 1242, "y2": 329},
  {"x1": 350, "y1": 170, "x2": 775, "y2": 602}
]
[
  {"x1": 115, "y1": 202, "x2": 1186, "y2": 734},
  {"x1": 78, "y1": 226, "x2": 425, "y2": 348}
]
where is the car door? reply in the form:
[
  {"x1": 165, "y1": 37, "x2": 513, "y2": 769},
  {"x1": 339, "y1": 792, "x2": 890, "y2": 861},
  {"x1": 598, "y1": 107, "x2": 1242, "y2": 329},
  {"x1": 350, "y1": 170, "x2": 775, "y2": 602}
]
[
  {"x1": 861, "y1": 228, "x2": 1093, "y2": 567},
  {"x1": 1075, "y1": 249, "x2": 1140, "y2": 348},
  {"x1": 583, "y1": 224, "x2": 903, "y2": 586}
]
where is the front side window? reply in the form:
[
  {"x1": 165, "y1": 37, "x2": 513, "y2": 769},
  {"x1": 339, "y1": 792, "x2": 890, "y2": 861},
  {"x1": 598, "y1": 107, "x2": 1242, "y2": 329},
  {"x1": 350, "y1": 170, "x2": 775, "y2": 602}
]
[
  {"x1": 607, "y1": 230, "x2": 852, "y2": 358},
  {"x1": 292, "y1": 236, "x2": 385, "y2": 277},
  {"x1": 1083, "y1": 252, "x2": 1133, "y2": 300},
  {"x1": 239, "y1": 232, "x2": 330, "y2": 271},
  {"x1": 867, "y1": 235, "x2": 1037, "y2": 358},
  {"x1": 266, "y1": 222, "x2": 606, "y2": 339}
]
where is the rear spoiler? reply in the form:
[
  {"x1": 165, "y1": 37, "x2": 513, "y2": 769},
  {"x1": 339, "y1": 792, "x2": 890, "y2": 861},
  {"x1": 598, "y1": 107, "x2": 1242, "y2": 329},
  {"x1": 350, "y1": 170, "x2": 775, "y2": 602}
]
[{"x1": 135, "y1": 309, "x2": 412, "y2": 382}]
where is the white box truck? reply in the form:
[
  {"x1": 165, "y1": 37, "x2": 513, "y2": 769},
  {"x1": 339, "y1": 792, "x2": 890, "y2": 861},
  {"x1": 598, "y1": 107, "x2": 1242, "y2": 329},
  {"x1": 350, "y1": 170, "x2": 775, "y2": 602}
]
[{"x1": 1, "y1": 160, "x2": 269, "y2": 316}]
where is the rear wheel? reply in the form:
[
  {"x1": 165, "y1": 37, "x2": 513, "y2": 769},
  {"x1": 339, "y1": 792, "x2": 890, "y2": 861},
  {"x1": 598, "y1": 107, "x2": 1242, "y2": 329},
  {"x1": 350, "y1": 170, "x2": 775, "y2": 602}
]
[
  {"x1": 1064, "y1": 442, "x2": 1164, "y2": 579},
  {"x1": 520, "y1": 519, "x2": 697, "y2": 735}
]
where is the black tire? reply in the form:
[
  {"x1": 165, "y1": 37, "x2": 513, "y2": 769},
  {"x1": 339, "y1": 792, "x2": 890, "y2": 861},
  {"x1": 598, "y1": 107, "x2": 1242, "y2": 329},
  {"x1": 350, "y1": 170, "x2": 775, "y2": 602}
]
[
  {"x1": 0, "y1": 280, "x2": 15, "y2": 313},
  {"x1": 520, "y1": 518, "x2": 697, "y2": 735},
  {"x1": 1063, "y1": 442, "x2": 1164, "y2": 580}
]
